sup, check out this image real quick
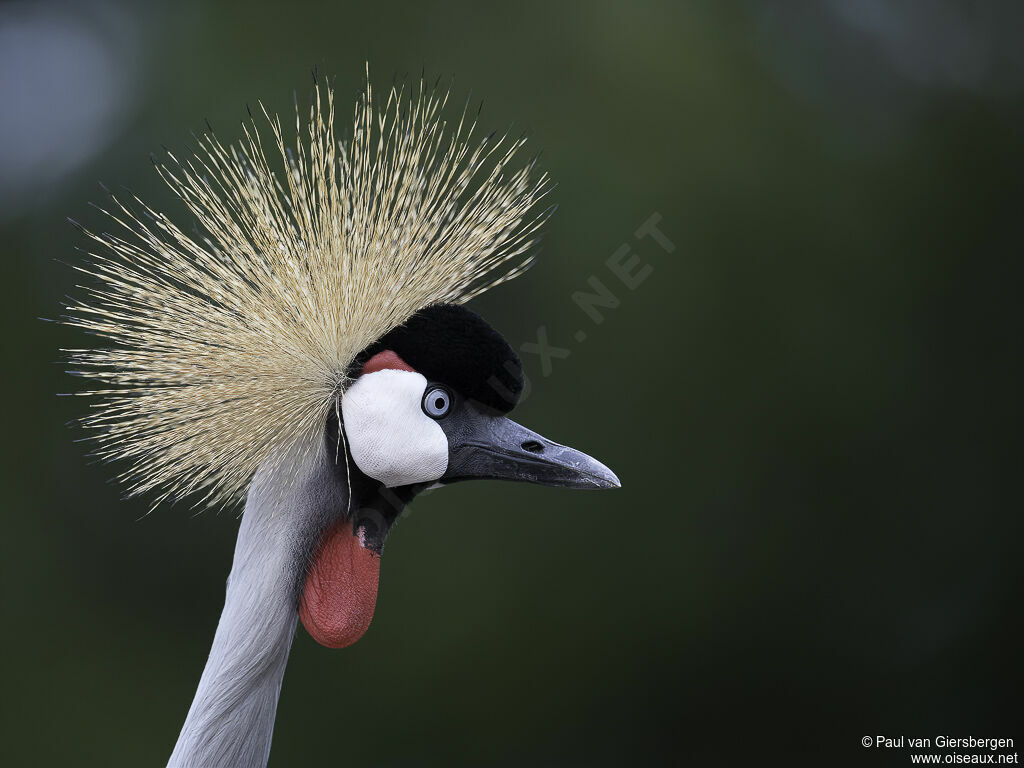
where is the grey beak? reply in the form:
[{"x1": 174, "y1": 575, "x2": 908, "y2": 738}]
[{"x1": 440, "y1": 409, "x2": 620, "y2": 489}]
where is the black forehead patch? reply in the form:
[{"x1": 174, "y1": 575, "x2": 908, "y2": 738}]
[{"x1": 354, "y1": 304, "x2": 523, "y2": 413}]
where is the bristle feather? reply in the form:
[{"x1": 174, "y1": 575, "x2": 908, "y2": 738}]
[{"x1": 65, "y1": 76, "x2": 548, "y2": 508}]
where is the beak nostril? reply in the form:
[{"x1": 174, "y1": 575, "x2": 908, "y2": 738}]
[{"x1": 521, "y1": 440, "x2": 544, "y2": 454}]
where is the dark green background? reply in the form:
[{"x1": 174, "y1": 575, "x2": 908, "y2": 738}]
[{"x1": 3, "y1": 1, "x2": 1021, "y2": 766}]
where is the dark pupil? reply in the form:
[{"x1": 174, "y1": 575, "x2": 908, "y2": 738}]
[{"x1": 434, "y1": 397, "x2": 445, "y2": 409}]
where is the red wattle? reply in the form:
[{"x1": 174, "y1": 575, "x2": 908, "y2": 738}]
[{"x1": 299, "y1": 519, "x2": 380, "y2": 648}]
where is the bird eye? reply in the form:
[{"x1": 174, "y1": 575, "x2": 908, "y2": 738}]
[{"x1": 422, "y1": 386, "x2": 452, "y2": 419}]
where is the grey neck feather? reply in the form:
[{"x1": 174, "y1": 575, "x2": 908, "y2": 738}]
[{"x1": 167, "y1": 443, "x2": 346, "y2": 768}]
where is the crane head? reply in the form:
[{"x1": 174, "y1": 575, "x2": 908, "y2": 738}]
[
  {"x1": 64, "y1": 77, "x2": 619, "y2": 661},
  {"x1": 299, "y1": 303, "x2": 619, "y2": 649},
  {"x1": 343, "y1": 303, "x2": 619, "y2": 494}
]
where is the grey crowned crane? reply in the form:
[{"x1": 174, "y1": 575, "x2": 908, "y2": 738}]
[{"x1": 64, "y1": 77, "x2": 618, "y2": 768}]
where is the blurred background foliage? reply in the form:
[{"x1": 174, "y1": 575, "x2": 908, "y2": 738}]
[{"x1": 2, "y1": 1, "x2": 1022, "y2": 765}]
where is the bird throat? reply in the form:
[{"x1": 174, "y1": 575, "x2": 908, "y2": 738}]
[
  {"x1": 299, "y1": 349, "x2": 423, "y2": 648},
  {"x1": 297, "y1": 459, "x2": 418, "y2": 649},
  {"x1": 299, "y1": 517, "x2": 381, "y2": 648}
]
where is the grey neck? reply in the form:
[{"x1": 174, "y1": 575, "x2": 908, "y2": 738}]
[{"x1": 167, "y1": 444, "x2": 346, "y2": 768}]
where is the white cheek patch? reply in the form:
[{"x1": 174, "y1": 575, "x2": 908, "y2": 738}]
[{"x1": 341, "y1": 369, "x2": 449, "y2": 488}]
